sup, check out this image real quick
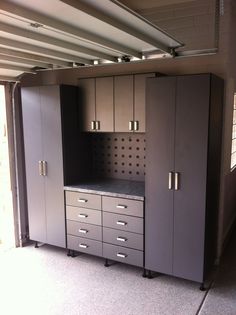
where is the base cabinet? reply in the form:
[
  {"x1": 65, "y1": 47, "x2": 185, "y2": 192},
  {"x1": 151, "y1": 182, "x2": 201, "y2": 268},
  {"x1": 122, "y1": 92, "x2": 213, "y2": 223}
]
[{"x1": 145, "y1": 74, "x2": 223, "y2": 282}]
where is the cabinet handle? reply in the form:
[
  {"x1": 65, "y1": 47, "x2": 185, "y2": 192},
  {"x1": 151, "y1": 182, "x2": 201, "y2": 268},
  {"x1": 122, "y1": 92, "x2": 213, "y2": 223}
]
[
  {"x1": 116, "y1": 221, "x2": 127, "y2": 226},
  {"x1": 79, "y1": 243, "x2": 88, "y2": 249},
  {"x1": 129, "y1": 121, "x2": 134, "y2": 131},
  {"x1": 42, "y1": 160, "x2": 47, "y2": 176},
  {"x1": 91, "y1": 121, "x2": 96, "y2": 130},
  {"x1": 117, "y1": 253, "x2": 127, "y2": 258},
  {"x1": 79, "y1": 229, "x2": 88, "y2": 234},
  {"x1": 168, "y1": 172, "x2": 173, "y2": 190},
  {"x1": 117, "y1": 237, "x2": 127, "y2": 242},
  {"x1": 95, "y1": 121, "x2": 100, "y2": 130},
  {"x1": 116, "y1": 205, "x2": 127, "y2": 209},
  {"x1": 134, "y1": 121, "x2": 139, "y2": 131},
  {"x1": 78, "y1": 214, "x2": 88, "y2": 218},
  {"x1": 38, "y1": 161, "x2": 43, "y2": 176},
  {"x1": 77, "y1": 198, "x2": 88, "y2": 203},
  {"x1": 174, "y1": 172, "x2": 180, "y2": 190}
]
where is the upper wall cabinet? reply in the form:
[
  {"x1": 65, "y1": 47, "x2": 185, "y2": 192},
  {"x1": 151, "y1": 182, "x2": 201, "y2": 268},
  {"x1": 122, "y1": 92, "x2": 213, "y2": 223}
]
[{"x1": 78, "y1": 77, "x2": 114, "y2": 132}]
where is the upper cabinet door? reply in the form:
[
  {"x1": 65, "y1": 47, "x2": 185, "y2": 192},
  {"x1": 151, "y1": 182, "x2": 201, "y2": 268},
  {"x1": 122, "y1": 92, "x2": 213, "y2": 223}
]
[
  {"x1": 114, "y1": 75, "x2": 133, "y2": 132},
  {"x1": 78, "y1": 78, "x2": 95, "y2": 131},
  {"x1": 96, "y1": 77, "x2": 114, "y2": 132},
  {"x1": 134, "y1": 73, "x2": 155, "y2": 133}
]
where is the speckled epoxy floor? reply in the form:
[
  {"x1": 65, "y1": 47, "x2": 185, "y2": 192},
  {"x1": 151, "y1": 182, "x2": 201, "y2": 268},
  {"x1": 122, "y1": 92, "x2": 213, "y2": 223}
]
[{"x1": 0, "y1": 231, "x2": 235, "y2": 315}]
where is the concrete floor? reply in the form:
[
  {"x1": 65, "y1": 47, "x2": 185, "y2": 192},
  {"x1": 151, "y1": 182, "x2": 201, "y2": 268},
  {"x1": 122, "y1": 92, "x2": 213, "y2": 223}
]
[{"x1": 0, "y1": 230, "x2": 236, "y2": 315}]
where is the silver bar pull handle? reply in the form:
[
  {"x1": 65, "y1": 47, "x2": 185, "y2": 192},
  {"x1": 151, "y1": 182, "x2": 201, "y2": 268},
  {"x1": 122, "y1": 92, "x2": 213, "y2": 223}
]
[
  {"x1": 79, "y1": 244, "x2": 88, "y2": 249},
  {"x1": 116, "y1": 221, "x2": 127, "y2": 226},
  {"x1": 78, "y1": 198, "x2": 88, "y2": 203},
  {"x1": 79, "y1": 229, "x2": 88, "y2": 234},
  {"x1": 95, "y1": 120, "x2": 100, "y2": 130},
  {"x1": 175, "y1": 172, "x2": 180, "y2": 190},
  {"x1": 42, "y1": 160, "x2": 47, "y2": 176},
  {"x1": 134, "y1": 120, "x2": 139, "y2": 131},
  {"x1": 38, "y1": 161, "x2": 43, "y2": 176},
  {"x1": 78, "y1": 214, "x2": 88, "y2": 218},
  {"x1": 116, "y1": 205, "x2": 127, "y2": 209},
  {"x1": 117, "y1": 253, "x2": 127, "y2": 258},
  {"x1": 91, "y1": 121, "x2": 95, "y2": 130},
  {"x1": 117, "y1": 237, "x2": 127, "y2": 242},
  {"x1": 168, "y1": 172, "x2": 173, "y2": 190},
  {"x1": 129, "y1": 120, "x2": 134, "y2": 131}
]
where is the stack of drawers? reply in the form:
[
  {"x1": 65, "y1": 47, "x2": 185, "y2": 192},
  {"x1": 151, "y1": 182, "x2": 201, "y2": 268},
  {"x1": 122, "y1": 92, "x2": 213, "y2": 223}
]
[
  {"x1": 102, "y1": 196, "x2": 144, "y2": 267},
  {"x1": 65, "y1": 191, "x2": 103, "y2": 257}
]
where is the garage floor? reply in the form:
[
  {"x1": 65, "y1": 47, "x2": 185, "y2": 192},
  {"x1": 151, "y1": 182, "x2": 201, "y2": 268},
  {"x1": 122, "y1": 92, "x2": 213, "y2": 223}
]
[{"x1": 0, "y1": 229, "x2": 235, "y2": 315}]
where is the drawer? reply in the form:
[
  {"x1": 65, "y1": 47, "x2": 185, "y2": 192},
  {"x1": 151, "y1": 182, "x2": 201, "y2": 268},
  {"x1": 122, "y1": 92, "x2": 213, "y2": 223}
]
[
  {"x1": 102, "y1": 196, "x2": 143, "y2": 217},
  {"x1": 103, "y1": 227, "x2": 143, "y2": 250},
  {"x1": 67, "y1": 235, "x2": 102, "y2": 257},
  {"x1": 67, "y1": 220, "x2": 102, "y2": 241},
  {"x1": 65, "y1": 191, "x2": 101, "y2": 210},
  {"x1": 66, "y1": 206, "x2": 101, "y2": 225},
  {"x1": 103, "y1": 212, "x2": 143, "y2": 234},
  {"x1": 103, "y1": 243, "x2": 143, "y2": 267}
]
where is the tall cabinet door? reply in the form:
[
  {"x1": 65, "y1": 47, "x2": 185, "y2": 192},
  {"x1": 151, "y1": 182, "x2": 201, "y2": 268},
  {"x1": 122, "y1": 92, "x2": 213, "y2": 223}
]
[
  {"x1": 96, "y1": 77, "x2": 114, "y2": 132},
  {"x1": 78, "y1": 78, "x2": 95, "y2": 131},
  {"x1": 21, "y1": 87, "x2": 46, "y2": 243},
  {"x1": 114, "y1": 75, "x2": 133, "y2": 132},
  {"x1": 173, "y1": 75, "x2": 210, "y2": 282},
  {"x1": 145, "y1": 77, "x2": 176, "y2": 274},
  {"x1": 40, "y1": 86, "x2": 65, "y2": 248}
]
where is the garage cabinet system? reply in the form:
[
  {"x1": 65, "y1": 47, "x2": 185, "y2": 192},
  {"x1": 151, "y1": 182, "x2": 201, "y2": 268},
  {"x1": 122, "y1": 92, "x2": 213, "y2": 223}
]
[{"x1": 21, "y1": 73, "x2": 223, "y2": 286}]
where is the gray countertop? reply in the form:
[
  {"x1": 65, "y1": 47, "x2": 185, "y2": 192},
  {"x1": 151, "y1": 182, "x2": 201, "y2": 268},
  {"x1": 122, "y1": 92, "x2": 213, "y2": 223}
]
[{"x1": 64, "y1": 179, "x2": 145, "y2": 201}]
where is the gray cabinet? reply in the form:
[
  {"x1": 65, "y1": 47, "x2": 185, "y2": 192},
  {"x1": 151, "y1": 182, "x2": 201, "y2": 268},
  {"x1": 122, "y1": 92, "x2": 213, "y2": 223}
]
[
  {"x1": 145, "y1": 74, "x2": 223, "y2": 283},
  {"x1": 22, "y1": 85, "x2": 68, "y2": 248},
  {"x1": 78, "y1": 77, "x2": 114, "y2": 132}
]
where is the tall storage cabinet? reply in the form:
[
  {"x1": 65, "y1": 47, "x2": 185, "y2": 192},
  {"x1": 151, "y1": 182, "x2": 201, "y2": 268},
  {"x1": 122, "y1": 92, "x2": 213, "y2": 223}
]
[
  {"x1": 21, "y1": 85, "x2": 73, "y2": 248},
  {"x1": 145, "y1": 74, "x2": 223, "y2": 283}
]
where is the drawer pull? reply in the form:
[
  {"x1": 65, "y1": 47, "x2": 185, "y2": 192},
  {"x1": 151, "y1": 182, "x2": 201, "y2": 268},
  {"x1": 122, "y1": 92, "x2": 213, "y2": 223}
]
[
  {"x1": 117, "y1": 253, "x2": 127, "y2": 258},
  {"x1": 78, "y1": 198, "x2": 88, "y2": 203},
  {"x1": 117, "y1": 237, "x2": 127, "y2": 242},
  {"x1": 79, "y1": 229, "x2": 88, "y2": 234},
  {"x1": 78, "y1": 214, "x2": 88, "y2": 218},
  {"x1": 116, "y1": 221, "x2": 127, "y2": 226},
  {"x1": 79, "y1": 243, "x2": 88, "y2": 249},
  {"x1": 116, "y1": 205, "x2": 127, "y2": 209}
]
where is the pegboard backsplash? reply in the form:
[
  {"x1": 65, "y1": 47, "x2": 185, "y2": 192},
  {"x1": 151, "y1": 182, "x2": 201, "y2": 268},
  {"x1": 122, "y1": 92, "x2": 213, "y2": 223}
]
[{"x1": 91, "y1": 133, "x2": 145, "y2": 181}]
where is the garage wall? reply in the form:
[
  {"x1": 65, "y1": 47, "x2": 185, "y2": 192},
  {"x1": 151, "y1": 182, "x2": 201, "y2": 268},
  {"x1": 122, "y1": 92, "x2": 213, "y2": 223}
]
[{"x1": 20, "y1": 0, "x2": 235, "y2": 259}]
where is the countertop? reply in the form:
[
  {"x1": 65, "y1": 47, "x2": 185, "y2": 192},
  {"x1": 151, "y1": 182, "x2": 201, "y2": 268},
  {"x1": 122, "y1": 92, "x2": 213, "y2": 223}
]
[{"x1": 64, "y1": 179, "x2": 145, "y2": 201}]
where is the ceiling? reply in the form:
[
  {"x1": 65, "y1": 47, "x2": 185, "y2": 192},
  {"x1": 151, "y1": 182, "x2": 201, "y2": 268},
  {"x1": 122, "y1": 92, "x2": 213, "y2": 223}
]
[{"x1": 0, "y1": 0, "x2": 185, "y2": 81}]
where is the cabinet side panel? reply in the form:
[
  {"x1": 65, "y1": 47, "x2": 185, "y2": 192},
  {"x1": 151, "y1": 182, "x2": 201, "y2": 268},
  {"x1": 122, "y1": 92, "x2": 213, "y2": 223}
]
[
  {"x1": 114, "y1": 75, "x2": 133, "y2": 132},
  {"x1": 96, "y1": 77, "x2": 114, "y2": 132},
  {"x1": 134, "y1": 73, "x2": 155, "y2": 133},
  {"x1": 145, "y1": 77, "x2": 176, "y2": 274},
  {"x1": 173, "y1": 75, "x2": 210, "y2": 282},
  {"x1": 21, "y1": 87, "x2": 46, "y2": 243},
  {"x1": 78, "y1": 78, "x2": 95, "y2": 131},
  {"x1": 40, "y1": 86, "x2": 65, "y2": 248}
]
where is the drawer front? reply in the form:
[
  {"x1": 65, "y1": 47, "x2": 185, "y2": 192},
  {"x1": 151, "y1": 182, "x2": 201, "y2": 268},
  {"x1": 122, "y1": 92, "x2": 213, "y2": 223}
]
[
  {"x1": 103, "y1": 227, "x2": 143, "y2": 250},
  {"x1": 65, "y1": 191, "x2": 101, "y2": 210},
  {"x1": 67, "y1": 235, "x2": 102, "y2": 257},
  {"x1": 103, "y1": 212, "x2": 143, "y2": 234},
  {"x1": 66, "y1": 206, "x2": 101, "y2": 225},
  {"x1": 67, "y1": 220, "x2": 102, "y2": 241},
  {"x1": 103, "y1": 196, "x2": 143, "y2": 217},
  {"x1": 103, "y1": 243, "x2": 143, "y2": 267}
]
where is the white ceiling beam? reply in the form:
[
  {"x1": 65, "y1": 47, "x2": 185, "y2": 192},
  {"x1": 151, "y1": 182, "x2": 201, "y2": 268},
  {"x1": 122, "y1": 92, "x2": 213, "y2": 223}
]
[
  {"x1": 0, "y1": 53, "x2": 50, "y2": 68},
  {"x1": 0, "y1": 37, "x2": 93, "y2": 65},
  {"x1": 0, "y1": 22, "x2": 117, "y2": 62},
  {"x1": 0, "y1": 0, "x2": 141, "y2": 58},
  {"x1": 0, "y1": 75, "x2": 20, "y2": 82},
  {"x1": 0, "y1": 63, "x2": 36, "y2": 73},
  {"x1": 0, "y1": 47, "x2": 71, "y2": 67}
]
